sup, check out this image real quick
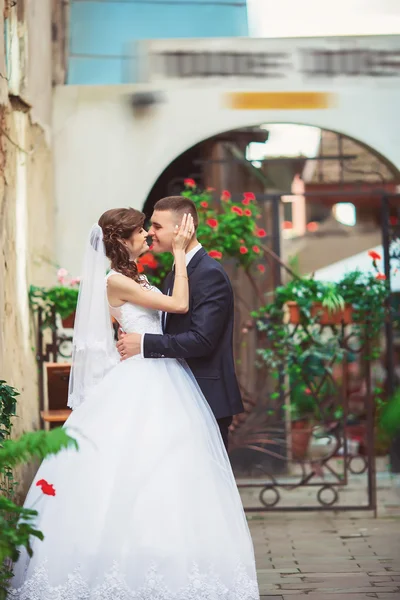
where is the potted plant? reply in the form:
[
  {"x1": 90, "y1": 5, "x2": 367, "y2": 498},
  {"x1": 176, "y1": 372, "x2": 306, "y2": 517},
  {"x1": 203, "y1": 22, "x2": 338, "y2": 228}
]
[
  {"x1": 255, "y1": 294, "x2": 345, "y2": 460},
  {"x1": 252, "y1": 267, "x2": 389, "y2": 460},
  {"x1": 283, "y1": 279, "x2": 352, "y2": 326},
  {"x1": 271, "y1": 270, "x2": 388, "y2": 351},
  {"x1": 289, "y1": 384, "x2": 317, "y2": 460},
  {"x1": 29, "y1": 269, "x2": 80, "y2": 329}
]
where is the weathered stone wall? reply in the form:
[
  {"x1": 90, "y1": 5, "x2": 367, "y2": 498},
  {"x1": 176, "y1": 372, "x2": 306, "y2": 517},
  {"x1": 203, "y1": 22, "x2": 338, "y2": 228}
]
[{"x1": 0, "y1": 0, "x2": 58, "y2": 494}]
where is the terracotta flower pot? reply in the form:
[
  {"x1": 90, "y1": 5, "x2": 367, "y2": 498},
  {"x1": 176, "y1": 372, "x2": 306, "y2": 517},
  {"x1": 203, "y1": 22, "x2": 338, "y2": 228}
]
[
  {"x1": 286, "y1": 301, "x2": 353, "y2": 326},
  {"x1": 62, "y1": 312, "x2": 118, "y2": 330},
  {"x1": 291, "y1": 420, "x2": 313, "y2": 460},
  {"x1": 61, "y1": 311, "x2": 76, "y2": 329},
  {"x1": 346, "y1": 422, "x2": 370, "y2": 456}
]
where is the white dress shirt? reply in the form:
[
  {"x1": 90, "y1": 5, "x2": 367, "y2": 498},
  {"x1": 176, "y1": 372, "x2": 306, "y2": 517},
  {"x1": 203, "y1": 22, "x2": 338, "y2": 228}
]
[{"x1": 140, "y1": 244, "x2": 202, "y2": 357}]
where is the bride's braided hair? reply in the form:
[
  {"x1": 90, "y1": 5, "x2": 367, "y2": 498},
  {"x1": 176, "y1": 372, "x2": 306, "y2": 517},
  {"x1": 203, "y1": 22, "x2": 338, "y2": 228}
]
[{"x1": 98, "y1": 207, "x2": 146, "y2": 283}]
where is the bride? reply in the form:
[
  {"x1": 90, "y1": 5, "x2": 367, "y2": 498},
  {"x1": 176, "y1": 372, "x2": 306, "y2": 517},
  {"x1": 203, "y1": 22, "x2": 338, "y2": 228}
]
[{"x1": 10, "y1": 207, "x2": 259, "y2": 599}]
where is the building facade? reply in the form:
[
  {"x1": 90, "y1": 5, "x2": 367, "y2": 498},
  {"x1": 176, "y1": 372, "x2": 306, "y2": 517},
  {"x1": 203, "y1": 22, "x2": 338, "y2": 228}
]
[
  {"x1": 0, "y1": 0, "x2": 68, "y2": 462},
  {"x1": 54, "y1": 35, "x2": 400, "y2": 275},
  {"x1": 68, "y1": 0, "x2": 249, "y2": 85}
]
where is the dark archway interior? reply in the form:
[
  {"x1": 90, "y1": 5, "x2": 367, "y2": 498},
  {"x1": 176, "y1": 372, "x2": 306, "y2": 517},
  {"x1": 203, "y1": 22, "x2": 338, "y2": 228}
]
[
  {"x1": 141, "y1": 123, "x2": 400, "y2": 292},
  {"x1": 142, "y1": 127, "x2": 270, "y2": 218},
  {"x1": 142, "y1": 124, "x2": 400, "y2": 233},
  {"x1": 143, "y1": 142, "x2": 204, "y2": 218}
]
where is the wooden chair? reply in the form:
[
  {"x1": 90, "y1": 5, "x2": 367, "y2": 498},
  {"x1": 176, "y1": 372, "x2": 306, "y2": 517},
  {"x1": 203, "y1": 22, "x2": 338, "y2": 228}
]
[{"x1": 41, "y1": 363, "x2": 72, "y2": 428}]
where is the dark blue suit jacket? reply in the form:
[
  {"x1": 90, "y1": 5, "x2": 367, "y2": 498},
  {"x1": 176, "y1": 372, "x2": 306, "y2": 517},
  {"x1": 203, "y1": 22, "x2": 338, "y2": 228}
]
[{"x1": 143, "y1": 248, "x2": 244, "y2": 420}]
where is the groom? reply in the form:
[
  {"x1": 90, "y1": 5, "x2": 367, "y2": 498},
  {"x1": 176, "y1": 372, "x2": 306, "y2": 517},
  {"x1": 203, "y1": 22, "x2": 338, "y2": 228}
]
[{"x1": 116, "y1": 196, "x2": 244, "y2": 449}]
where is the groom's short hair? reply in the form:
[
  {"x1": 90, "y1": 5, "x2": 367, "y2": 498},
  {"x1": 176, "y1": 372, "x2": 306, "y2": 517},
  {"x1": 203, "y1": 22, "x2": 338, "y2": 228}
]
[{"x1": 154, "y1": 196, "x2": 198, "y2": 229}]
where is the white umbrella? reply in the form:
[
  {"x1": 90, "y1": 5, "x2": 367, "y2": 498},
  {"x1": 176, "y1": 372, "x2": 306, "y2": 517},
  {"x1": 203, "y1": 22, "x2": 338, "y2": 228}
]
[{"x1": 313, "y1": 245, "x2": 400, "y2": 291}]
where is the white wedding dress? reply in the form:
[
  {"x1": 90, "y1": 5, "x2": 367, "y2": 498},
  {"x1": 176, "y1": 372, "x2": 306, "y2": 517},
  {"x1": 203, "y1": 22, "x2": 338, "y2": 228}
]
[{"x1": 11, "y1": 272, "x2": 259, "y2": 600}]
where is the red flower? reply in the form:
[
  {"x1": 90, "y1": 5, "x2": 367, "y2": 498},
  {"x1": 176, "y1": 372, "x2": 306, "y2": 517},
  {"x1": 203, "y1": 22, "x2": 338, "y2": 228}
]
[
  {"x1": 244, "y1": 209, "x2": 252, "y2": 217},
  {"x1": 257, "y1": 264, "x2": 265, "y2": 273},
  {"x1": 184, "y1": 178, "x2": 196, "y2": 188},
  {"x1": 242, "y1": 198, "x2": 251, "y2": 206},
  {"x1": 376, "y1": 273, "x2": 386, "y2": 280},
  {"x1": 206, "y1": 187, "x2": 215, "y2": 192},
  {"x1": 138, "y1": 253, "x2": 158, "y2": 269},
  {"x1": 368, "y1": 250, "x2": 381, "y2": 261},
  {"x1": 282, "y1": 221, "x2": 293, "y2": 230},
  {"x1": 252, "y1": 245, "x2": 260, "y2": 254},
  {"x1": 305, "y1": 388, "x2": 312, "y2": 395},
  {"x1": 208, "y1": 250, "x2": 222, "y2": 259},
  {"x1": 240, "y1": 246, "x2": 248, "y2": 254},
  {"x1": 36, "y1": 479, "x2": 56, "y2": 497},
  {"x1": 243, "y1": 192, "x2": 255, "y2": 202},
  {"x1": 256, "y1": 228, "x2": 267, "y2": 238},
  {"x1": 200, "y1": 201, "x2": 209, "y2": 208},
  {"x1": 137, "y1": 262, "x2": 144, "y2": 273},
  {"x1": 390, "y1": 216, "x2": 398, "y2": 226},
  {"x1": 231, "y1": 206, "x2": 244, "y2": 216},
  {"x1": 221, "y1": 190, "x2": 231, "y2": 202},
  {"x1": 206, "y1": 218, "x2": 218, "y2": 228},
  {"x1": 149, "y1": 256, "x2": 158, "y2": 268}
]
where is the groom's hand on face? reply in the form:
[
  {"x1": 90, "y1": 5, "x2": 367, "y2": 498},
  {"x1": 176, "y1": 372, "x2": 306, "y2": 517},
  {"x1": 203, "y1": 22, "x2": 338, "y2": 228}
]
[{"x1": 116, "y1": 333, "x2": 142, "y2": 360}]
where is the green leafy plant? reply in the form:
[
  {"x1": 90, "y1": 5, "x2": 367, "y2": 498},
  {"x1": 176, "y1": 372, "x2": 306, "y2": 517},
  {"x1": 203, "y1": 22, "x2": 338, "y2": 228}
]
[
  {"x1": 266, "y1": 270, "x2": 388, "y2": 353},
  {"x1": 256, "y1": 310, "x2": 344, "y2": 422},
  {"x1": 29, "y1": 268, "x2": 80, "y2": 329},
  {"x1": 0, "y1": 382, "x2": 19, "y2": 510},
  {"x1": 379, "y1": 387, "x2": 400, "y2": 440},
  {"x1": 263, "y1": 276, "x2": 345, "y2": 318},
  {"x1": 252, "y1": 269, "x2": 389, "y2": 424},
  {"x1": 139, "y1": 182, "x2": 266, "y2": 286},
  {"x1": 182, "y1": 184, "x2": 265, "y2": 268},
  {"x1": 0, "y1": 380, "x2": 78, "y2": 597},
  {"x1": 322, "y1": 283, "x2": 345, "y2": 314}
]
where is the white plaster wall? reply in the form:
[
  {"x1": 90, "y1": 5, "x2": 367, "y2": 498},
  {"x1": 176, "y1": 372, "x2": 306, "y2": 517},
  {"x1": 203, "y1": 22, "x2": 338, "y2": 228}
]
[
  {"x1": 26, "y1": 0, "x2": 53, "y2": 135},
  {"x1": 0, "y1": 0, "x2": 55, "y2": 449},
  {"x1": 14, "y1": 111, "x2": 29, "y2": 353},
  {"x1": 54, "y1": 80, "x2": 400, "y2": 275}
]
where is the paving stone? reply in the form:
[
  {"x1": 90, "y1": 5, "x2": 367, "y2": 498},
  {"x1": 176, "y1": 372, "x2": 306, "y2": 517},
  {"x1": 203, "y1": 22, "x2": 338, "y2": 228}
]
[
  {"x1": 295, "y1": 595, "x2": 378, "y2": 599},
  {"x1": 251, "y1": 472, "x2": 400, "y2": 599},
  {"x1": 295, "y1": 564, "x2": 365, "y2": 572}
]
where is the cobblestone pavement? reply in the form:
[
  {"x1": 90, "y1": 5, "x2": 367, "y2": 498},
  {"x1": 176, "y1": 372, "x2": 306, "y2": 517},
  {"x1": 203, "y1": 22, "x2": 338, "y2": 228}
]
[
  {"x1": 248, "y1": 512, "x2": 400, "y2": 599},
  {"x1": 245, "y1": 472, "x2": 400, "y2": 599}
]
